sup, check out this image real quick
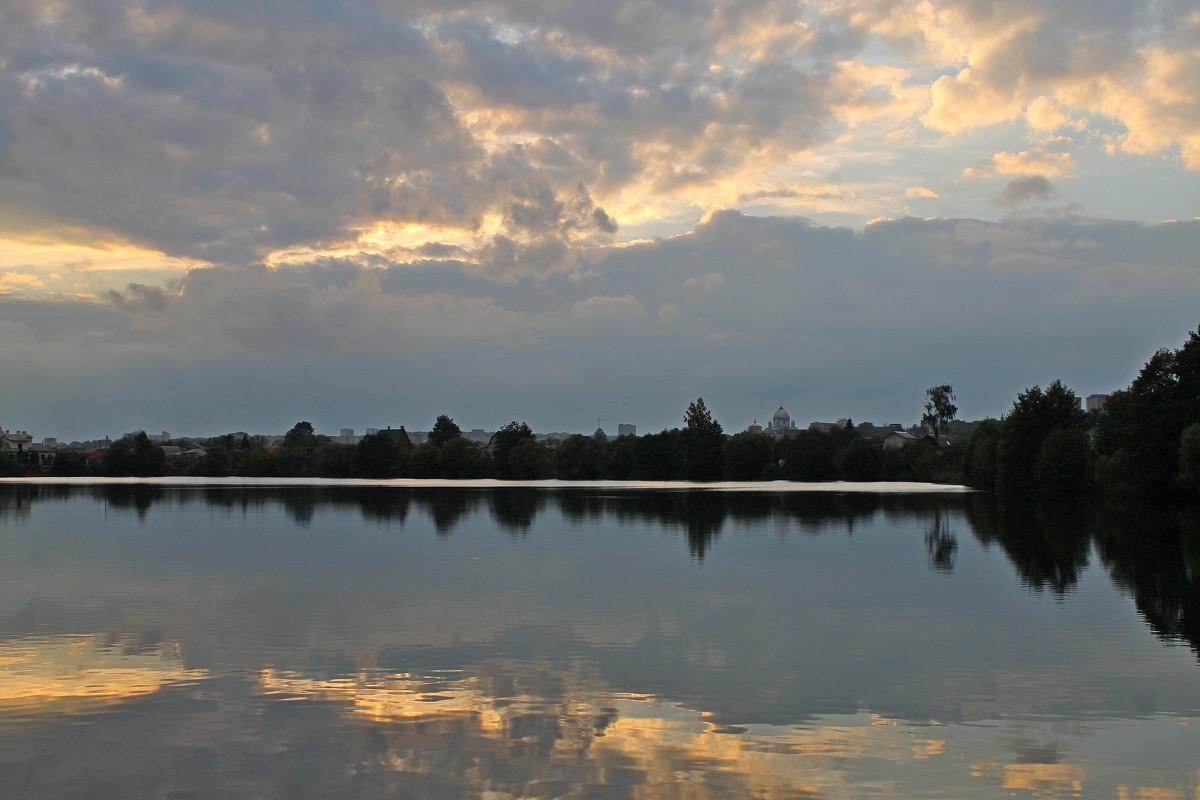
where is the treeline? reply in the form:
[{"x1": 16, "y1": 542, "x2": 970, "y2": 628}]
[
  {"x1": 34, "y1": 401, "x2": 962, "y2": 484},
  {"x1": 963, "y1": 326, "x2": 1200, "y2": 497},
  {"x1": 15, "y1": 326, "x2": 1199, "y2": 496}
]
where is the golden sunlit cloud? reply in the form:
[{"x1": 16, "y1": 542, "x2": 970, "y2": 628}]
[
  {"x1": 0, "y1": 271, "x2": 45, "y2": 293},
  {"x1": 0, "y1": 238, "x2": 201, "y2": 298},
  {"x1": 1025, "y1": 96, "x2": 1076, "y2": 132},
  {"x1": 992, "y1": 149, "x2": 1074, "y2": 177}
]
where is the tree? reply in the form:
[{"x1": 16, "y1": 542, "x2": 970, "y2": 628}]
[
  {"x1": 684, "y1": 397, "x2": 721, "y2": 436},
  {"x1": 407, "y1": 443, "x2": 440, "y2": 478},
  {"x1": 490, "y1": 421, "x2": 536, "y2": 478},
  {"x1": 284, "y1": 420, "x2": 317, "y2": 449},
  {"x1": 1095, "y1": 326, "x2": 1200, "y2": 494},
  {"x1": 1034, "y1": 427, "x2": 1090, "y2": 493},
  {"x1": 507, "y1": 439, "x2": 553, "y2": 479},
  {"x1": 780, "y1": 429, "x2": 838, "y2": 482},
  {"x1": 47, "y1": 449, "x2": 87, "y2": 476},
  {"x1": 102, "y1": 432, "x2": 168, "y2": 477},
  {"x1": 922, "y1": 385, "x2": 958, "y2": 438},
  {"x1": 682, "y1": 398, "x2": 724, "y2": 481},
  {"x1": 995, "y1": 380, "x2": 1086, "y2": 493},
  {"x1": 1178, "y1": 422, "x2": 1200, "y2": 495},
  {"x1": 429, "y1": 414, "x2": 463, "y2": 447},
  {"x1": 353, "y1": 431, "x2": 401, "y2": 478},
  {"x1": 962, "y1": 419, "x2": 1001, "y2": 489},
  {"x1": 722, "y1": 432, "x2": 775, "y2": 480},
  {"x1": 187, "y1": 445, "x2": 230, "y2": 477},
  {"x1": 555, "y1": 434, "x2": 601, "y2": 480},
  {"x1": 633, "y1": 430, "x2": 682, "y2": 480},
  {"x1": 438, "y1": 437, "x2": 485, "y2": 478}
]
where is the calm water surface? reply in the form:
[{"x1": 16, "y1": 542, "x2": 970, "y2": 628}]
[{"x1": 0, "y1": 484, "x2": 1198, "y2": 798}]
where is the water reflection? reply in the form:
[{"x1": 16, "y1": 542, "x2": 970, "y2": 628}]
[
  {"x1": 1096, "y1": 501, "x2": 1200, "y2": 660},
  {"x1": 0, "y1": 484, "x2": 1198, "y2": 798},
  {"x1": 924, "y1": 505, "x2": 959, "y2": 573},
  {"x1": 966, "y1": 495, "x2": 1093, "y2": 595}
]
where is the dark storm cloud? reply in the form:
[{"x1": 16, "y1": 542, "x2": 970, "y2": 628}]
[
  {"x1": 997, "y1": 176, "x2": 1058, "y2": 207},
  {"x1": 0, "y1": 2, "x2": 472, "y2": 261}
]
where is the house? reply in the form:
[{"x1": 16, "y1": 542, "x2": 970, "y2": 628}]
[
  {"x1": 377, "y1": 426, "x2": 414, "y2": 453},
  {"x1": 0, "y1": 429, "x2": 33, "y2": 457},
  {"x1": 881, "y1": 431, "x2": 919, "y2": 450}
]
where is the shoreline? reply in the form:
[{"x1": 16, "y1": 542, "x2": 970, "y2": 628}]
[{"x1": 0, "y1": 476, "x2": 972, "y2": 493}]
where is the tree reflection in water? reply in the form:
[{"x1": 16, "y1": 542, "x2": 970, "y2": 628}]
[
  {"x1": 2, "y1": 482, "x2": 1199, "y2": 659},
  {"x1": 924, "y1": 503, "x2": 958, "y2": 573},
  {"x1": 965, "y1": 494, "x2": 1093, "y2": 595},
  {"x1": 1095, "y1": 501, "x2": 1200, "y2": 660}
]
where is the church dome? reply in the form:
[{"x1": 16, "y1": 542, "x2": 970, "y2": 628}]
[{"x1": 772, "y1": 405, "x2": 791, "y2": 427}]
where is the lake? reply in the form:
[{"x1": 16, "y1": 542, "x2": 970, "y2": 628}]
[{"x1": 0, "y1": 482, "x2": 1197, "y2": 798}]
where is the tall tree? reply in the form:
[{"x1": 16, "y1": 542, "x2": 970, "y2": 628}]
[
  {"x1": 1095, "y1": 326, "x2": 1200, "y2": 494},
  {"x1": 921, "y1": 384, "x2": 958, "y2": 438},
  {"x1": 284, "y1": 420, "x2": 317, "y2": 448},
  {"x1": 429, "y1": 414, "x2": 463, "y2": 447},
  {"x1": 682, "y1": 398, "x2": 724, "y2": 481},
  {"x1": 490, "y1": 421, "x2": 536, "y2": 478},
  {"x1": 353, "y1": 431, "x2": 401, "y2": 478},
  {"x1": 995, "y1": 380, "x2": 1086, "y2": 493}
]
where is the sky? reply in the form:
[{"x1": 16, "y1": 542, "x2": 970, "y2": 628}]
[{"x1": 0, "y1": 0, "x2": 1198, "y2": 441}]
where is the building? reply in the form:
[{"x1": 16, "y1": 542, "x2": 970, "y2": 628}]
[
  {"x1": 1086, "y1": 394, "x2": 1110, "y2": 412},
  {"x1": 765, "y1": 405, "x2": 799, "y2": 438},
  {"x1": 332, "y1": 428, "x2": 361, "y2": 445},
  {"x1": 881, "y1": 430, "x2": 951, "y2": 450},
  {"x1": 809, "y1": 419, "x2": 850, "y2": 434},
  {"x1": 376, "y1": 426, "x2": 414, "y2": 452},
  {"x1": 881, "y1": 431, "x2": 919, "y2": 450},
  {"x1": 617, "y1": 424, "x2": 636, "y2": 437},
  {"x1": 746, "y1": 405, "x2": 800, "y2": 439},
  {"x1": 0, "y1": 429, "x2": 33, "y2": 456},
  {"x1": 1, "y1": 429, "x2": 59, "y2": 468}
]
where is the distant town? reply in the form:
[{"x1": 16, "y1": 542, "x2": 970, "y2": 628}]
[
  {"x1": 2, "y1": 407, "x2": 951, "y2": 470},
  {"x1": 0, "y1": 392, "x2": 1118, "y2": 472}
]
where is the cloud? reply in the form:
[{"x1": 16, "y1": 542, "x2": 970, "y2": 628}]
[
  {"x1": 0, "y1": 272, "x2": 45, "y2": 294},
  {"x1": 106, "y1": 283, "x2": 176, "y2": 313},
  {"x1": 572, "y1": 294, "x2": 647, "y2": 322},
  {"x1": 4, "y1": 211, "x2": 1193, "y2": 439},
  {"x1": 1025, "y1": 96, "x2": 1075, "y2": 132},
  {"x1": 996, "y1": 176, "x2": 1058, "y2": 206},
  {"x1": 0, "y1": 0, "x2": 1193, "y2": 287},
  {"x1": 992, "y1": 149, "x2": 1074, "y2": 178},
  {"x1": 908, "y1": 0, "x2": 1200, "y2": 169},
  {"x1": 0, "y1": 2, "x2": 1198, "y2": 439}
]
